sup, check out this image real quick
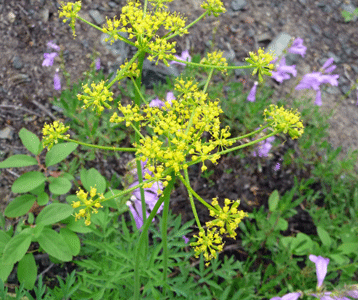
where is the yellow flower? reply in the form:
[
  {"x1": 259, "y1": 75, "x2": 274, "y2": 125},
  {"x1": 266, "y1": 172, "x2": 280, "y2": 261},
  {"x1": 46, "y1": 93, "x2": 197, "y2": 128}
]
[
  {"x1": 58, "y1": 1, "x2": 82, "y2": 37},
  {"x1": 201, "y1": 0, "x2": 227, "y2": 17},
  {"x1": 42, "y1": 121, "x2": 70, "y2": 150},
  {"x1": 245, "y1": 48, "x2": 275, "y2": 82}
]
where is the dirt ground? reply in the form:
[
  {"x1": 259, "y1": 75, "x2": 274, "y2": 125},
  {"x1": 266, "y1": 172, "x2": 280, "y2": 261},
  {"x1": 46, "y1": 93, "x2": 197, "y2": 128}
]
[{"x1": 0, "y1": 0, "x2": 357, "y2": 289}]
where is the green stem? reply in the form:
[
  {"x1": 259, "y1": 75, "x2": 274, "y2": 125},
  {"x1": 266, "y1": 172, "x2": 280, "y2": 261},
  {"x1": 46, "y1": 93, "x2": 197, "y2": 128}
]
[
  {"x1": 133, "y1": 175, "x2": 175, "y2": 300},
  {"x1": 183, "y1": 169, "x2": 202, "y2": 228},
  {"x1": 203, "y1": 68, "x2": 214, "y2": 94},
  {"x1": 64, "y1": 138, "x2": 136, "y2": 152}
]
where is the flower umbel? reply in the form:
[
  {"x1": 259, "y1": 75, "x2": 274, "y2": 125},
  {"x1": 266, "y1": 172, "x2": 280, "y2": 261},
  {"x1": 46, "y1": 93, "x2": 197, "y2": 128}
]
[
  {"x1": 264, "y1": 104, "x2": 304, "y2": 139},
  {"x1": 206, "y1": 198, "x2": 248, "y2": 238},
  {"x1": 77, "y1": 80, "x2": 114, "y2": 114},
  {"x1": 59, "y1": 1, "x2": 82, "y2": 37},
  {"x1": 201, "y1": 0, "x2": 227, "y2": 17},
  {"x1": 190, "y1": 228, "x2": 224, "y2": 266},
  {"x1": 42, "y1": 121, "x2": 70, "y2": 150},
  {"x1": 245, "y1": 48, "x2": 275, "y2": 82},
  {"x1": 72, "y1": 187, "x2": 104, "y2": 226}
]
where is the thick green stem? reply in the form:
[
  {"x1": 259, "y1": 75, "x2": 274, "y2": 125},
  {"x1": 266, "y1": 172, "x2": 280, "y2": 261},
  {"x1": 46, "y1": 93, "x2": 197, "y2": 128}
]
[
  {"x1": 183, "y1": 170, "x2": 202, "y2": 228},
  {"x1": 133, "y1": 175, "x2": 175, "y2": 300}
]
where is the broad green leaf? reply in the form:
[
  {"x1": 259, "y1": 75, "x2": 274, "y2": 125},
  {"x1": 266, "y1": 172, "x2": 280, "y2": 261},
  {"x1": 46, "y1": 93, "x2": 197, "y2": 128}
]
[
  {"x1": 11, "y1": 171, "x2": 46, "y2": 194},
  {"x1": 81, "y1": 168, "x2": 106, "y2": 194},
  {"x1": 29, "y1": 182, "x2": 45, "y2": 195},
  {"x1": 45, "y1": 142, "x2": 78, "y2": 167},
  {"x1": 49, "y1": 177, "x2": 72, "y2": 195},
  {"x1": 37, "y1": 228, "x2": 72, "y2": 261},
  {"x1": 36, "y1": 203, "x2": 73, "y2": 226},
  {"x1": 2, "y1": 231, "x2": 32, "y2": 265},
  {"x1": 292, "y1": 233, "x2": 313, "y2": 256},
  {"x1": 317, "y1": 226, "x2": 332, "y2": 247},
  {"x1": 4, "y1": 194, "x2": 36, "y2": 218},
  {"x1": 0, "y1": 261, "x2": 14, "y2": 282},
  {"x1": 37, "y1": 192, "x2": 49, "y2": 206},
  {"x1": 60, "y1": 228, "x2": 80, "y2": 256},
  {"x1": 0, "y1": 155, "x2": 38, "y2": 169},
  {"x1": 0, "y1": 231, "x2": 11, "y2": 253},
  {"x1": 329, "y1": 254, "x2": 350, "y2": 265},
  {"x1": 268, "y1": 190, "x2": 279, "y2": 212},
  {"x1": 337, "y1": 242, "x2": 358, "y2": 255},
  {"x1": 19, "y1": 128, "x2": 42, "y2": 155},
  {"x1": 17, "y1": 253, "x2": 37, "y2": 290},
  {"x1": 65, "y1": 217, "x2": 93, "y2": 233}
]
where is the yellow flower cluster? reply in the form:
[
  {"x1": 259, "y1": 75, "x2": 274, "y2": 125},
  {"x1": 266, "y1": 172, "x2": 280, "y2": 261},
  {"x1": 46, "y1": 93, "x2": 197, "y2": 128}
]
[
  {"x1": 245, "y1": 48, "x2": 275, "y2": 82},
  {"x1": 110, "y1": 77, "x2": 233, "y2": 186},
  {"x1": 58, "y1": 1, "x2": 82, "y2": 37},
  {"x1": 117, "y1": 61, "x2": 140, "y2": 80},
  {"x1": 190, "y1": 228, "x2": 224, "y2": 266},
  {"x1": 42, "y1": 121, "x2": 70, "y2": 150},
  {"x1": 206, "y1": 198, "x2": 248, "y2": 239},
  {"x1": 72, "y1": 187, "x2": 104, "y2": 226},
  {"x1": 77, "y1": 80, "x2": 114, "y2": 115},
  {"x1": 200, "y1": 51, "x2": 228, "y2": 75},
  {"x1": 201, "y1": 0, "x2": 227, "y2": 17},
  {"x1": 102, "y1": 0, "x2": 188, "y2": 66},
  {"x1": 264, "y1": 104, "x2": 304, "y2": 139},
  {"x1": 149, "y1": 0, "x2": 173, "y2": 10}
]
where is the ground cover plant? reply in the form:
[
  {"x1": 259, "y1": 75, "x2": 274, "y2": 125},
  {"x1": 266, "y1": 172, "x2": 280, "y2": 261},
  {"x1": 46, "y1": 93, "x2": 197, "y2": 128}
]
[{"x1": 0, "y1": 0, "x2": 357, "y2": 299}]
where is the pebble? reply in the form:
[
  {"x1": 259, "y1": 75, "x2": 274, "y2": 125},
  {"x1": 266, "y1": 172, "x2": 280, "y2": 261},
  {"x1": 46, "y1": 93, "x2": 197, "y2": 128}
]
[
  {"x1": 0, "y1": 127, "x2": 14, "y2": 140},
  {"x1": 89, "y1": 10, "x2": 105, "y2": 25},
  {"x1": 341, "y1": 3, "x2": 358, "y2": 22},
  {"x1": 12, "y1": 56, "x2": 23, "y2": 70},
  {"x1": 265, "y1": 32, "x2": 292, "y2": 59},
  {"x1": 231, "y1": 0, "x2": 247, "y2": 11},
  {"x1": 100, "y1": 33, "x2": 129, "y2": 63},
  {"x1": 311, "y1": 25, "x2": 321, "y2": 35}
]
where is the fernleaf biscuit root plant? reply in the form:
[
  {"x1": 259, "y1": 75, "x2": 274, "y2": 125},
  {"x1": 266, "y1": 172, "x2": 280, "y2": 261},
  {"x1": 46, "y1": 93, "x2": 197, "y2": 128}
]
[{"x1": 45, "y1": 0, "x2": 305, "y2": 296}]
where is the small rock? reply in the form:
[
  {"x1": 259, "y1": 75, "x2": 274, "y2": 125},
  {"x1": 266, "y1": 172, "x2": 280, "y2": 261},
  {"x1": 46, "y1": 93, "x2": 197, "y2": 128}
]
[
  {"x1": 341, "y1": 3, "x2": 358, "y2": 22},
  {"x1": 231, "y1": 0, "x2": 247, "y2": 11},
  {"x1": 311, "y1": 25, "x2": 321, "y2": 35},
  {"x1": 39, "y1": 8, "x2": 49, "y2": 23},
  {"x1": 246, "y1": 27, "x2": 255, "y2": 38},
  {"x1": 298, "y1": 0, "x2": 306, "y2": 5},
  {"x1": 12, "y1": 56, "x2": 23, "y2": 70},
  {"x1": 101, "y1": 33, "x2": 129, "y2": 63},
  {"x1": 7, "y1": 11, "x2": 16, "y2": 23},
  {"x1": 265, "y1": 32, "x2": 292, "y2": 58},
  {"x1": 351, "y1": 65, "x2": 358, "y2": 74},
  {"x1": 256, "y1": 32, "x2": 271, "y2": 43},
  {"x1": 108, "y1": 1, "x2": 117, "y2": 8},
  {"x1": 327, "y1": 52, "x2": 341, "y2": 64},
  {"x1": 89, "y1": 10, "x2": 105, "y2": 25},
  {"x1": 223, "y1": 49, "x2": 236, "y2": 62},
  {"x1": 0, "y1": 127, "x2": 14, "y2": 140}
]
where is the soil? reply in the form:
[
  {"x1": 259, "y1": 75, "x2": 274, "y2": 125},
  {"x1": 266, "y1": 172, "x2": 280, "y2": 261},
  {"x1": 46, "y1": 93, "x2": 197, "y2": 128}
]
[{"x1": 0, "y1": 0, "x2": 357, "y2": 293}]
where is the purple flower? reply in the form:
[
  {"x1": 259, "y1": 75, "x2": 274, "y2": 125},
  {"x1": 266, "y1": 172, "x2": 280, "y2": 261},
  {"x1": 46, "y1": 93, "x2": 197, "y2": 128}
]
[
  {"x1": 182, "y1": 236, "x2": 189, "y2": 243},
  {"x1": 346, "y1": 288, "x2": 358, "y2": 298},
  {"x1": 309, "y1": 254, "x2": 330, "y2": 288},
  {"x1": 53, "y1": 71, "x2": 61, "y2": 90},
  {"x1": 170, "y1": 50, "x2": 191, "y2": 66},
  {"x1": 295, "y1": 59, "x2": 339, "y2": 106},
  {"x1": 321, "y1": 58, "x2": 336, "y2": 73},
  {"x1": 47, "y1": 41, "x2": 60, "y2": 52},
  {"x1": 356, "y1": 88, "x2": 358, "y2": 106},
  {"x1": 42, "y1": 52, "x2": 58, "y2": 67},
  {"x1": 273, "y1": 162, "x2": 281, "y2": 171},
  {"x1": 253, "y1": 136, "x2": 275, "y2": 158},
  {"x1": 271, "y1": 57, "x2": 297, "y2": 83},
  {"x1": 149, "y1": 92, "x2": 176, "y2": 108},
  {"x1": 95, "y1": 58, "x2": 101, "y2": 71},
  {"x1": 247, "y1": 81, "x2": 258, "y2": 102},
  {"x1": 288, "y1": 38, "x2": 307, "y2": 58},
  {"x1": 270, "y1": 292, "x2": 302, "y2": 300}
]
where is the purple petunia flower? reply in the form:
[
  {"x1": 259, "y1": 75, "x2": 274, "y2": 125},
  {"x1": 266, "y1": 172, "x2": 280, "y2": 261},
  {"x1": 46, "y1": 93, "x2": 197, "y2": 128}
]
[
  {"x1": 47, "y1": 41, "x2": 60, "y2": 52},
  {"x1": 53, "y1": 71, "x2": 61, "y2": 90},
  {"x1": 95, "y1": 58, "x2": 101, "y2": 71},
  {"x1": 288, "y1": 38, "x2": 307, "y2": 58},
  {"x1": 271, "y1": 57, "x2": 297, "y2": 83},
  {"x1": 42, "y1": 52, "x2": 58, "y2": 67},
  {"x1": 295, "y1": 58, "x2": 339, "y2": 106},
  {"x1": 247, "y1": 81, "x2": 258, "y2": 102},
  {"x1": 170, "y1": 50, "x2": 191, "y2": 66},
  {"x1": 270, "y1": 292, "x2": 302, "y2": 300}
]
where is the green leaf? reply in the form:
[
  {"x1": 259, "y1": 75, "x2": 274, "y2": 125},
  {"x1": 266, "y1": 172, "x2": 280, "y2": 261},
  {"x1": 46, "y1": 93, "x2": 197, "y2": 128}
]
[
  {"x1": 11, "y1": 171, "x2": 46, "y2": 194},
  {"x1": 49, "y1": 177, "x2": 72, "y2": 195},
  {"x1": 19, "y1": 128, "x2": 42, "y2": 155},
  {"x1": 64, "y1": 217, "x2": 93, "y2": 233},
  {"x1": 37, "y1": 228, "x2": 72, "y2": 262},
  {"x1": 337, "y1": 242, "x2": 358, "y2": 255},
  {"x1": 37, "y1": 192, "x2": 49, "y2": 206},
  {"x1": 4, "y1": 194, "x2": 36, "y2": 218},
  {"x1": 81, "y1": 168, "x2": 106, "y2": 194},
  {"x1": 0, "y1": 155, "x2": 38, "y2": 169},
  {"x1": 268, "y1": 190, "x2": 279, "y2": 212},
  {"x1": 45, "y1": 142, "x2": 78, "y2": 167},
  {"x1": 291, "y1": 233, "x2": 313, "y2": 256},
  {"x1": 0, "y1": 261, "x2": 14, "y2": 283},
  {"x1": 36, "y1": 203, "x2": 73, "y2": 226},
  {"x1": 17, "y1": 253, "x2": 37, "y2": 290},
  {"x1": 317, "y1": 226, "x2": 332, "y2": 247},
  {"x1": 2, "y1": 231, "x2": 32, "y2": 266},
  {"x1": 60, "y1": 228, "x2": 80, "y2": 256},
  {"x1": 0, "y1": 231, "x2": 10, "y2": 253}
]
